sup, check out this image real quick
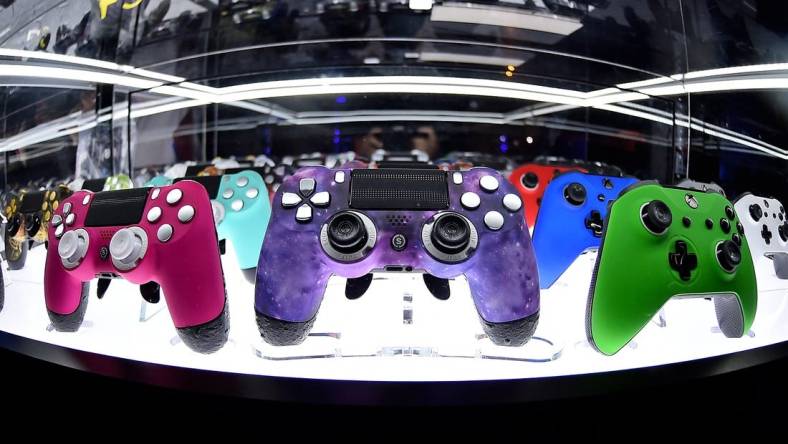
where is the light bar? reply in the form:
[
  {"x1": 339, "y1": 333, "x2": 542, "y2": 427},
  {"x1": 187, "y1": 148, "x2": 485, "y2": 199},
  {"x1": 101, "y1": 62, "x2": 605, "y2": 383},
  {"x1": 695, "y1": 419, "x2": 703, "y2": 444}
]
[{"x1": 431, "y1": 2, "x2": 583, "y2": 36}]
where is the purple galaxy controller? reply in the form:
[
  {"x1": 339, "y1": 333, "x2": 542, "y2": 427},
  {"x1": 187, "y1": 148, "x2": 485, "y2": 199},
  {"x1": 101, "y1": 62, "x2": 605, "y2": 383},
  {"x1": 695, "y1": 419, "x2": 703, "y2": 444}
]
[
  {"x1": 44, "y1": 183, "x2": 229, "y2": 353},
  {"x1": 254, "y1": 166, "x2": 540, "y2": 346}
]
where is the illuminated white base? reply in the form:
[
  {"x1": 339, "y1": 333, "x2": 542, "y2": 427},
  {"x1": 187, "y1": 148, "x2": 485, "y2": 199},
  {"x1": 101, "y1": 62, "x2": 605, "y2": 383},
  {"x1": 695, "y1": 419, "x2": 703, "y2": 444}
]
[{"x1": 1, "y1": 246, "x2": 787, "y2": 382}]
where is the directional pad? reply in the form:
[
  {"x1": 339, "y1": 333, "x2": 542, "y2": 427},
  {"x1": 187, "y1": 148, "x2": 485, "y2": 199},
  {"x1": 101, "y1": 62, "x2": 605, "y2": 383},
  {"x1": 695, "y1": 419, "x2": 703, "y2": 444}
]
[
  {"x1": 669, "y1": 240, "x2": 698, "y2": 281},
  {"x1": 584, "y1": 210, "x2": 604, "y2": 237},
  {"x1": 762, "y1": 224, "x2": 773, "y2": 245}
]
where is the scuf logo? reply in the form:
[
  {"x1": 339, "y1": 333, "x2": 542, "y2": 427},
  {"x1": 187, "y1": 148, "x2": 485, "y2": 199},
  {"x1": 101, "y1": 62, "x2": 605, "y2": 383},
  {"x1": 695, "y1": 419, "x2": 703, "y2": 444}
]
[{"x1": 99, "y1": 0, "x2": 144, "y2": 19}]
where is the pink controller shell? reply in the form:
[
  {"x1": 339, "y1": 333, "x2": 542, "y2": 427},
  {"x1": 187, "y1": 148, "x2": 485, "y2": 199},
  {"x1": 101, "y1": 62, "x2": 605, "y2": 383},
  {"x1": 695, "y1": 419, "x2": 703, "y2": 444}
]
[{"x1": 44, "y1": 181, "x2": 226, "y2": 328}]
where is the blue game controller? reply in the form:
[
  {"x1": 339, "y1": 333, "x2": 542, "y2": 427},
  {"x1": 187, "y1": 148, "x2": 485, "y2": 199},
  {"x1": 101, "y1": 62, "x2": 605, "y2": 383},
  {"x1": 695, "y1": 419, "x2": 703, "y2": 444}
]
[{"x1": 532, "y1": 171, "x2": 638, "y2": 288}]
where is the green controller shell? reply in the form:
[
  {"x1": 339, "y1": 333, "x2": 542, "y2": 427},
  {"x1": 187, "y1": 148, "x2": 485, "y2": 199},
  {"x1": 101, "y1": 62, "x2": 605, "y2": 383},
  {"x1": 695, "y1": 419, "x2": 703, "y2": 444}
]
[{"x1": 586, "y1": 182, "x2": 758, "y2": 356}]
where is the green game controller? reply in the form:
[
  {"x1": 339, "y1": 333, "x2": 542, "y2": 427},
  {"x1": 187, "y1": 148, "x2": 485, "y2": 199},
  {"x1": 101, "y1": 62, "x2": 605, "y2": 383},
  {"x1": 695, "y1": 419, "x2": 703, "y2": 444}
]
[{"x1": 586, "y1": 182, "x2": 758, "y2": 355}]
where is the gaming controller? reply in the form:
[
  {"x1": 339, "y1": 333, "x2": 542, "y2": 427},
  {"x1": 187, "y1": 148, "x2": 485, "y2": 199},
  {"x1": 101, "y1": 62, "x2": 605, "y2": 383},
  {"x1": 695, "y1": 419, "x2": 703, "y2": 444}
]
[
  {"x1": 733, "y1": 193, "x2": 788, "y2": 280},
  {"x1": 174, "y1": 170, "x2": 271, "y2": 282},
  {"x1": 587, "y1": 182, "x2": 757, "y2": 355},
  {"x1": 532, "y1": 172, "x2": 638, "y2": 288},
  {"x1": 676, "y1": 178, "x2": 726, "y2": 196},
  {"x1": 255, "y1": 166, "x2": 540, "y2": 346},
  {"x1": 70, "y1": 174, "x2": 134, "y2": 192},
  {"x1": 3, "y1": 185, "x2": 72, "y2": 270},
  {"x1": 509, "y1": 162, "x2": 586, "y2": 229},
  {"x1": 43, "y1": 182, "x2": 229, "y2": 353}
]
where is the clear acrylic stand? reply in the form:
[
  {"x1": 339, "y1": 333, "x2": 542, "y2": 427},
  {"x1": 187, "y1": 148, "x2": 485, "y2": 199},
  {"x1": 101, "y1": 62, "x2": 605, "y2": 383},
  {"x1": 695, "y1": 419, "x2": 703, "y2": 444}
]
[
  {"x1": 139, "y1": 299, "x2": 165, "y2": 323},
  {"x1": 46, "y1": 320, "x2": 93, "y2": 332}
]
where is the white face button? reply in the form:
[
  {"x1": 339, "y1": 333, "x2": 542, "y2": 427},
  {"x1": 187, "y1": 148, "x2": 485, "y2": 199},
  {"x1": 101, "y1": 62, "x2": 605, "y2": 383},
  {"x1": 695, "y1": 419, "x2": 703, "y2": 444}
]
[
  {"x1": 453, "y1": 172, "x2": 463, "y2": 185},
  {"x1": 146, "y1": 207, "x2": 162, "y2": 223},
  {"x1": 58, "y1": 230, "x2": 87, "y2": 266},
  {"x1": 480, "y1": 175, "x2": 499, "y2": 192},
  {"x1": 295, "y1": 204, "x2": 312, "y2": 222},
  {"x1": 62, "y1": 202, "x2": 72, "y2": 215},
  {"x1": 335, "y1": 171, "x2": 345, "y2": 183},
  {"x1": 231, "y1": 200, "x2": 244, "y2": 212},
  {"x1": 82, "y1": 195, "x2": 91, "y2": 205},
  {"x1": 54, "y1": 224, "x2": 64, "y2": 238},
  {"x1": 310, "y1": 191, "x2": 330, "y2": 207},
  {"x1": 52, "y1": 215, "x2": 62, "y2": 227},
  {"x1": 246, "y1": 188, "x2": 259, "y2": 199},
  {"x1": 151, "y1": 188, "x2": 160, "y2": 200},
  {"x1": 299, "y1": 178, "x2": 316, "y2": 196},
  {"x1": 65, "y1": 213, "x2": 76, "y2": 226},
  {"x1": 265, "y1": 175, "x2": 274, "y2": 184},
  {"x1": 282, "y1": 192, "x2": 301, "y2": 208},
  {"x1": 461, "y1": 192, "x2": 481, "y2": 210},
  {"x1": 236, "y1": 176, "x2": 249, "y2": 187},
  {"x1": 222, "y1": 189, "x2": 234, "y2": 199},
  {"x1": 178, "y1": 205, "x2": 195, "y2": 223},
  {"x1": 503, "y1": 193, "x2": 522, "y2": 212},
  {"x1": 166, "y1": 189, "x2": 183, "y2": 205},
  {"x1": 110, "y1": 229, "x2": 145, "y2": 267},
  {"x1": 157, "y1": 224, "x2": 173, "y2": 242},
  {"x1": 484, "y1": 211, "x2": 504, "y2": 230}
]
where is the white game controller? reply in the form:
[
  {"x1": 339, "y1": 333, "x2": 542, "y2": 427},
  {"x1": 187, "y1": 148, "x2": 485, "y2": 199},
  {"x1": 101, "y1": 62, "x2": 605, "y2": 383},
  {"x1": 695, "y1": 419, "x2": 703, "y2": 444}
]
[{"x1": 734, "y1": 193, "x2": 788, "y2": 288}]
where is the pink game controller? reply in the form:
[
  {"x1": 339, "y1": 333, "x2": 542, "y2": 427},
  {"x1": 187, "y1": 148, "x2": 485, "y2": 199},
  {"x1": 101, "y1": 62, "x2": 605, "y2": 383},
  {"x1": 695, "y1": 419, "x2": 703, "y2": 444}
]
[{"x1": 43, "y1": 182, "x2": 229, "y2": 353}]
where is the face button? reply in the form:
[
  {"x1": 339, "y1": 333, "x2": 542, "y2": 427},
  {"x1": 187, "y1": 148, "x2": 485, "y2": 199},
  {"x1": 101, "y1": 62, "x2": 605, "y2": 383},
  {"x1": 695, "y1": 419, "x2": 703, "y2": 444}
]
[
  {"x1": 282, "y1": 192, "x2": 301, "y2": 208},
  {"x1": 502, "y1": 194, "x2": 522, "y2": 212},
  {"x1": 461, "y1": 192, "x2": 481, "y2": 210},
  {"x1": 453, "y1": 172, "x2": 463, "y2": 185},
  {"x1": 641, "y1": 200, "x2": 672, "y2": 235},
  {"x1": 522, "y1": 172, "x2": 538, "y2": 189},
  {"x1": 705, "y1": 218, "x2": 713, "y2": 229},
  {"x1": 58, "y1": 230, "x2": 88, "y2": 267},
  {"x1": 684, "y1": 194, "x2": 699, "y2": 209},
  {"x1": 669, "y1": 240, "x2": 698, "y2": 281},
  {"x1": 334, "y1": 171, "x2": 345, "y2": 183},
  {"x1": 327, "y1": 212, "x2": 368, "y2": 253},
  {"x1": 299, "y1": 178, "x2": 316, "y2": 197},
  {"x1": 564, "y1": 183, "x2": 586, "y2": 206},
  {"x1": 146, "y1": 207, "x2": 162, "y2": 223},
  {"x1": 110, "y1": 228, "x2": 146, "y2": 269},
  {"x1": 765, "y1": 200, "x2": 770, "y2": 208},
  {"x1": 391, "y1": 234, "x2": 407, "y2": 251},
  {"x1": 231, "y1": 200, "x2": 244, "y2": 212},
  {"x1": 432, "y1": 213, "x2": 472, "y2": 252},
  {"x1": 82, "y1": 195, "x2": 91, "y2": 205},
  {"x1": 484, "y1": 211, "x2": 504, "y2": 231},
  {"x1": 52, "y1": 215, "x2": 62, "y2": 227},
  {"x1": 222, "y1": 189, "x2": 234, "y2": 199},
  {"x1": 750, "y1": 204, "x2": 763, "y2": 221},
  {"x1": 166, "y1": 189, "x2": 183, "y2": 205},
  {"x1": 265, "y1": 175, "x2": 274, "y2": 184},
  {"x1": 603, "y1": 178, "x2": 613, "y2": 189},
  {"x1": 178, "y1": 205, "x2": 195, "y2": 223},
  {"x1": 725, "y1": 205, "x2": 735, "y2": 219},
  {"x1": 717, "y1": 240, "x2": 741, "y2": 273},
  {"x1": 732, "y1": 233, "x2": 742, "y2": 246},
  {"x1": 310, "y1": 191, "x2": 330, "y2": 207},
  {"x1": 720, "y1": 218, "x2": 731, "y2": 234},
  {"x1": 63, "y1": 202, "x2": 72, "y2": 215},
  {"x1": 55, "y1": 224, "x2": 64, "y2": 238},
  {"x1": 151, "y1": 188, "x2": 160, "y2": 200},
  {"x1": 157, "y1": 224, "x2": 173, "y2": 242},
  {"x1": 65, "y1": 213, "x2": 75, "y2": 226},
  {"x1": 295, "y1": 204, "x2": 312, "y2": 223},
  {"x1": 585, "y1": 210, "x2": 604, "y2": 237},
  {"x1": 737, "y1": 221, "x2": 744, "y2": 235},
  {"x1": 762, "y1": 224, "x2": 773, "y2": 244},
  {"x1": 246, "y1": 188, "x2": 259, "y2": 199},
  {"x1": 236, "y1": 176, "x2": 249, "y2": 188},
  {"x1": 682, "y1": 216, "x2": 691, "y2": 227},
  {"x1": 480, "y1": 175, "x2": 499, "y2": 192}
]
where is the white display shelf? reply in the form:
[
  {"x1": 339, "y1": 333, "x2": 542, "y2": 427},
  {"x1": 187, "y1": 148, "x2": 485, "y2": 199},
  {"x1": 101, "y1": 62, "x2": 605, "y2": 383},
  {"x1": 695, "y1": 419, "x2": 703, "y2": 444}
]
[{"x1": 1, "y1": 243, "x2": 787, "y2": 382}]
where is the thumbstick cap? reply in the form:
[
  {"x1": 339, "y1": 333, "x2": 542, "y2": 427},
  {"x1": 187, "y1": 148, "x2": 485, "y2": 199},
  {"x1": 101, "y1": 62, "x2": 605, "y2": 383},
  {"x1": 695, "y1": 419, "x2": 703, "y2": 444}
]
[
  {"x1": 749, "y1": 204, "x2": 763, "y2": 221},
  {"x1": 431, "y1": 213, "x2": 471, "y2": 254},
  {"x1": 110, "y1": 229, "x2": 144, "y2": 265},
  {"x1": 327, "y1": 212, "x2": 368, "y2": 254},
  {"x1": 717, "y1": 239, "x2": 741, "y2": 272},
  {"x1": 564, "y1": 182, "x2": 586, "y2": 206},
  {"x1": 58, "y1": 230, "x2": 86, "y2": 264},
  {"x1": 6, "y1": 214, "x2": 21, "y2": 235},
  {"x1": 642, "y1": 200, "x2": 672, "y2": 234},
  {"x1": 522, "y1": 172, "x2": 539, "y2": 189}
]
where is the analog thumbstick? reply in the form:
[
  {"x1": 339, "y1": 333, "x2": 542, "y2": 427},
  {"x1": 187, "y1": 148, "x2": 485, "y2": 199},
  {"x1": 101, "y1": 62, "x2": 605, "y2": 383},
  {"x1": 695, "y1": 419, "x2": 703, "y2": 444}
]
[
  {"x1": 327, "y1": 212, "x2": 368, "y2": 254},
  {"x1": 25, "y1": 214, "x2": 41, "y2": 235},
  {"x1": 749, "y1": 204, "x2": 763, "y2": 221},
  {"x1": 522, "y1": 172, "x2": 539, "y2": 189},
  {"x1": 110, "y1": 229, "x2": 145, "y2": 268},
  {"x1": 6, "y1": 214, "x2": 22, "y2": 235},
  {"x1": 431, "y1": 213, "x2": 471, "y2": 254},
  {"x1": 641, "y1": 200, "x2": 672, "y2": 234},
  {"x1": 717, "y1": 239, "x2": 741, "y2": 272},
  {"x1": 564, "y1": 182, "x2": 586, "y2": 206},
  {"x1": 58, "y1": 230, "x2": 87, "y2": 266}
]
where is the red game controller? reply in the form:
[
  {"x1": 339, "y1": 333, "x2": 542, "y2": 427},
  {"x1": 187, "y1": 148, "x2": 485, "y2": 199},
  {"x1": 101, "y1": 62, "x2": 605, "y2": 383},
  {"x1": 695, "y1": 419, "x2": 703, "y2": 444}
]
[{"x1": 509, "y1": 163, "x2": 586, "y2": 229}]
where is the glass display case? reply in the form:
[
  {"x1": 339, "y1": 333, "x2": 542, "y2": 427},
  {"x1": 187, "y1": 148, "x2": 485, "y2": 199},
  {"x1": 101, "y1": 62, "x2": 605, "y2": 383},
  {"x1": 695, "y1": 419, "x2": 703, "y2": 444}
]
[{"x1": 1, "y1": 0, "x2": 787, "y2": 404}]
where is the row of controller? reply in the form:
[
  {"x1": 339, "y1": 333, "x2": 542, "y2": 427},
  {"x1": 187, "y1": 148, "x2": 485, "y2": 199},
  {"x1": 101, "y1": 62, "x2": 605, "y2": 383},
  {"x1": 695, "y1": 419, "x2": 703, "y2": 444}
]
[{"x1": 35, "y1": 166, "x2": 788, "y2": 357}]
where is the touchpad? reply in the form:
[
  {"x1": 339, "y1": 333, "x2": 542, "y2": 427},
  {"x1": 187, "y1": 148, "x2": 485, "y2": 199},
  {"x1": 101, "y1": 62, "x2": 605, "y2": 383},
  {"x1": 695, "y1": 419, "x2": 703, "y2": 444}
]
[
  {"x1": 84, "y1": 188, "x2": 149, "y2": 227},
  {"x1": 350, "y1": 169, "x2": 449, "y2": 210}
]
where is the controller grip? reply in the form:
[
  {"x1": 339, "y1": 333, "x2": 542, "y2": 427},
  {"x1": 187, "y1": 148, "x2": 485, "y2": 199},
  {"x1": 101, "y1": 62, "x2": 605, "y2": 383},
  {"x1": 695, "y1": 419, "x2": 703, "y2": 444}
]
[
  {"x1": 4, "y1": 234, "x2": 28, "y2": 270},
  {"x1": 44, "y1": 251, "x2": 90, "y2": 331}
]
